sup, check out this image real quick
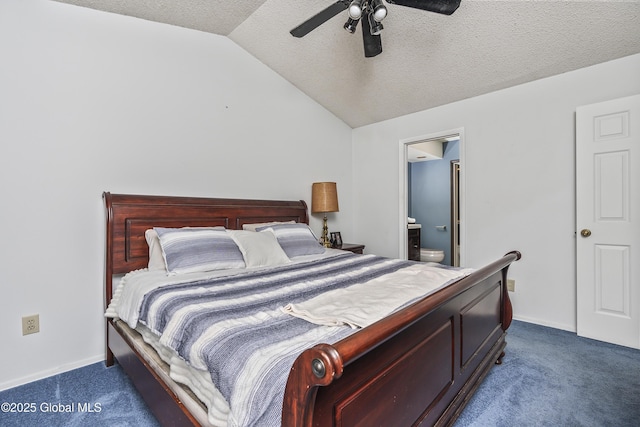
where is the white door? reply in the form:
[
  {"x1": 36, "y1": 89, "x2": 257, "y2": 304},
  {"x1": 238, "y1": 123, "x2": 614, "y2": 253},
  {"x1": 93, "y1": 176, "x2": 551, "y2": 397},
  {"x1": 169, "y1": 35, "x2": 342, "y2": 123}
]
[{"x1": 576, "y1": 94, "x2": 640, "y2": 349}]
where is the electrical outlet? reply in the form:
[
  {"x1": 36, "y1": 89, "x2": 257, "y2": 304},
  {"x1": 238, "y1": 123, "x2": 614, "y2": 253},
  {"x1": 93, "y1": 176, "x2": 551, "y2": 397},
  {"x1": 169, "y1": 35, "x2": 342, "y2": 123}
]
[
  {"x1": 22, "y1": 314, "x2": 40, "y2": 335},
  {"x1": 507, "y1": 279, "x2": 515, "y2": 292}
]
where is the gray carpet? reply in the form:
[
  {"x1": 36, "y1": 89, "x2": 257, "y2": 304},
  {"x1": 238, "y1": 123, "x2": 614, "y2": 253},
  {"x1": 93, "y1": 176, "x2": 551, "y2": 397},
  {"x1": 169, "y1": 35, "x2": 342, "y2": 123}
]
[
  {"x1": 0, "y1": 362, "x2": 159, "y2": 427},
  {"x1": 455, "y1": 321, "x2": 640, "y2": 427},
  {"x1": 0, "y1": 320, "x2": 638, "y2": 426}
]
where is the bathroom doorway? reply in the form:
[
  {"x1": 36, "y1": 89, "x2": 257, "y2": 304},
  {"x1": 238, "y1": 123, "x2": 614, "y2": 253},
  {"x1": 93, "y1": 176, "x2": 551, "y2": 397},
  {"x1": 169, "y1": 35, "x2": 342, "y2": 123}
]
[{"x1": 398, "y1": 129, "x2": 464, "y2": 266}]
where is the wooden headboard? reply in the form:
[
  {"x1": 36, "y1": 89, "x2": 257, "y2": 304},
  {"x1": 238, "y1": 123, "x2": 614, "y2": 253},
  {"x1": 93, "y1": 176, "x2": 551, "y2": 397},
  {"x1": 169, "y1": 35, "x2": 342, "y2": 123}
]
[{"x1": 103, "y1": 192, "x2": 309, "y2": 304}]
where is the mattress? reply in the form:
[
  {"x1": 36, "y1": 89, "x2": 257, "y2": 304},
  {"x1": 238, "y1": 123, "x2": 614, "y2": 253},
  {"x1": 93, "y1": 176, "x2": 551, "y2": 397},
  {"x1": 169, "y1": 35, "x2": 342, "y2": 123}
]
[{"x1": 111, "y1": 319, "x2": 215, "y2": 426}]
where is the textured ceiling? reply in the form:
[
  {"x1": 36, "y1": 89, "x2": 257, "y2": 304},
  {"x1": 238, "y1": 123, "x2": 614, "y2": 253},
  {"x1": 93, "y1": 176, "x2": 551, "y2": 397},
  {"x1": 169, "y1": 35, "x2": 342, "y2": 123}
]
[{"x1": 53, "y1": 0, "x2": 640, "y2": 128}]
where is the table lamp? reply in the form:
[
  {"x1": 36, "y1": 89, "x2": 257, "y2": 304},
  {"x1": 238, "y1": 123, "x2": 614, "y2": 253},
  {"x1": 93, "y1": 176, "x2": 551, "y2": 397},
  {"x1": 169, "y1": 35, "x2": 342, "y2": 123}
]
[{"x1": 311, "y1": 182, "x2": 339, "y2": 247}]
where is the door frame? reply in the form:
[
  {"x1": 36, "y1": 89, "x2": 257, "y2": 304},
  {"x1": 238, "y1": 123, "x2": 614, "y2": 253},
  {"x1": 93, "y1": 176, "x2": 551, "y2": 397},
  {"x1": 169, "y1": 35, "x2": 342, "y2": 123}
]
[
  {"x1": 398, "y1": 128, "x2": 465, "y2": 263},
  {"x1": 451, "y1": 160, "x2": 461, "y2": 267}
]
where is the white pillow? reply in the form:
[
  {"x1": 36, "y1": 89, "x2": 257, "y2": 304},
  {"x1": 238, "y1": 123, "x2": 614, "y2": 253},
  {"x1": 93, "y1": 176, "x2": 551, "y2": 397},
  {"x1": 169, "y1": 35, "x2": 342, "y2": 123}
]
[
  {"x1": 242, "y1": 220, "x2": 295, "y2": 232},
  {"x1": 145, "y1": 229, "x2": 166, "y2": 271},
  {"x1": 228, "y1": 230, "x2": 290, "y2": 268}
]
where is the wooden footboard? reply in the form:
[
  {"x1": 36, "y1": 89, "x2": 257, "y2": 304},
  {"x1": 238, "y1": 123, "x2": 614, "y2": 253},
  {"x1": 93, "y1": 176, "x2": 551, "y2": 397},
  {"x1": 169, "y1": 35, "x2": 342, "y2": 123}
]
[{"x1": 283, "y1": 251, "x2": 520, "y2": 426}]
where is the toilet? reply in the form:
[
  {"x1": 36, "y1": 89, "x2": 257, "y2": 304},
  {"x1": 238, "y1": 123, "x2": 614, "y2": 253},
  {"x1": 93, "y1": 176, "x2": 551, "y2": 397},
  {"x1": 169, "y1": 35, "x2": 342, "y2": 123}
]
[{"x1": 420, "y1": 248, "x2": 445, "y2": 263}]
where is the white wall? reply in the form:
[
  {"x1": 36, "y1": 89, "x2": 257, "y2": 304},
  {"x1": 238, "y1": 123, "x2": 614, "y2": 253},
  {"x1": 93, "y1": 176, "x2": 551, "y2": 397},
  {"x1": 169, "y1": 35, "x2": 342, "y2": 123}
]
[
  {"x1": 352, "y1": 53, "x2": 640, "y2": 332},
  {"x1": 0, "y1": 0, "x2": 352, "y2": 390}
]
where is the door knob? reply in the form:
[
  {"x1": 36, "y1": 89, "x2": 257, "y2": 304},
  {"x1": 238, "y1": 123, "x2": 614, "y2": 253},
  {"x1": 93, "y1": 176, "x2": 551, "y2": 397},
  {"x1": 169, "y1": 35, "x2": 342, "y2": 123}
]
[{"x1": 580, "y1": 229, "x2": 592, "y2": 237}]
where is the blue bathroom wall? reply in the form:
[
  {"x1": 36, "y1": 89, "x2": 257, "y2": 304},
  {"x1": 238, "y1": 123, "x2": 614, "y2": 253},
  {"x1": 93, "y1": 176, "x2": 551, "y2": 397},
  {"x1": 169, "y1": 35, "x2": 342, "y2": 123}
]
[{"x1": 409, "y1": 140, "x2": 459, "y2": 265}]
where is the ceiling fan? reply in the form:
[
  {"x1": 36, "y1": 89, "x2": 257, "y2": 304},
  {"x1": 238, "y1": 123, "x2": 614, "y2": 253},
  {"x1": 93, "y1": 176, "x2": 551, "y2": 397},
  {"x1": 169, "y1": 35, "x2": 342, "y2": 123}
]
[{"x1": 290, "y1": 0, "x2": 461, "y2": 58}]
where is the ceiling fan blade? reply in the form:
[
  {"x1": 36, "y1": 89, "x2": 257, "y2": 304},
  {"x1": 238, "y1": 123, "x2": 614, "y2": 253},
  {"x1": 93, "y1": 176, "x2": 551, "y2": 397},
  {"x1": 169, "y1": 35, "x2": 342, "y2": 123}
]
[
  {"x1": 290, "y1": 0, "x2": 350, "y2": 38},
  {"x1": 386, "y1": 0, "x2": 461, "y2": 15},
  {"x1": 362, "y1": 16, "x2": 382, "y2": 58}
]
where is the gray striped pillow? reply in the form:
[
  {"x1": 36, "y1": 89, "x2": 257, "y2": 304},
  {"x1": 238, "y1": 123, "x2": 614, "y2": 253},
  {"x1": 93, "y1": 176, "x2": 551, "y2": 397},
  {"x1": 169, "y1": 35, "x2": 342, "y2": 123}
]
[
  {"x1": 155, "y1": 227, "x2": 245, "y2": 274},
  {"x1": 256, "y1": 223, "x2": 325, "y2": 258}
]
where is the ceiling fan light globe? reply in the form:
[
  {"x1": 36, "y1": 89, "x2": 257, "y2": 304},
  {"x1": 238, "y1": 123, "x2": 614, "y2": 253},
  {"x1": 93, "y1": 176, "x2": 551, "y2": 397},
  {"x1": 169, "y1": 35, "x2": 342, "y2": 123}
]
[
  {"x1": 348, "y1": 1, "x2": 364, "y2": 19},
  {"x1": 373, "y1": 7, "x2": 387, "y2": 22},
  {"x1": 371, "y1": 0, "x2": 387, "y2": 21}
]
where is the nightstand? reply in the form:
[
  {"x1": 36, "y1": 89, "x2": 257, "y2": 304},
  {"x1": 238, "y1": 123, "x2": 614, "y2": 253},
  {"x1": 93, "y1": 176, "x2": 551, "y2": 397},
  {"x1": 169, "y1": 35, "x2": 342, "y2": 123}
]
[{"x1": 337, "y1": 243, "x2": 365, "y2": 254}]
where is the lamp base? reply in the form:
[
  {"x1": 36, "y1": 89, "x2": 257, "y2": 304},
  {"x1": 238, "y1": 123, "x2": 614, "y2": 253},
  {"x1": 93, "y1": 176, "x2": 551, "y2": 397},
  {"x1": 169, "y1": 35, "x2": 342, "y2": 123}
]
[{"x1": 320, "y1": 215, "x2": 331, "y2": 248}]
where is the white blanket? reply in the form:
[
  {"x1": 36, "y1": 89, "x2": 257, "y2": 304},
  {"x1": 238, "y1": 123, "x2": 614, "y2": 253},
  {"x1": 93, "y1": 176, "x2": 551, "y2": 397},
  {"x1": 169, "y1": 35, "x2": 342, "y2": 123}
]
[
  {"x1": 282, "y1": 264, "x2": 473, "y2": 328},
  {"x1": 106, "y1": 252, "x2": 472, "y2": 426}
]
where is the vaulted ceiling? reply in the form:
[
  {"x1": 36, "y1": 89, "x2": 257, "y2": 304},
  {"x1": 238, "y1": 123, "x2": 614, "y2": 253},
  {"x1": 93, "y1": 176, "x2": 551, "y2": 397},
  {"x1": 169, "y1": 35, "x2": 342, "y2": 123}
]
[{"x1": 53, "y1": 0, "x2": 640, "y2": 128}]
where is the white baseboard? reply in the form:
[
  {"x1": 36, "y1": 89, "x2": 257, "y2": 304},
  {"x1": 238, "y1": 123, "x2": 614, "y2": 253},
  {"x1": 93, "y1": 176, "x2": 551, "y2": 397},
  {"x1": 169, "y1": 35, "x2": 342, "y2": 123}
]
[{"x1": 512, "y1": 315, "x2": 576, "y2": 333}]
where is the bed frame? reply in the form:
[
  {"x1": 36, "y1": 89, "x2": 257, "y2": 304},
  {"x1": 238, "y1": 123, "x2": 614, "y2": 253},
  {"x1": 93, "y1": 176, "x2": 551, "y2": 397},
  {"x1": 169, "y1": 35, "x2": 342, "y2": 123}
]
[{"x1": 103, "y1": 192, "x2": 520, "y2": 427}]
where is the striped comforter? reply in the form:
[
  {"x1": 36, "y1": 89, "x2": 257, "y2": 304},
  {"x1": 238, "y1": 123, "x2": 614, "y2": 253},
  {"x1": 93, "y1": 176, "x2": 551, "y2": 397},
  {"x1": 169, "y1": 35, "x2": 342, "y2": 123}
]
[{"x1": 126, "y1": 253, "x2": 414, "y2": 426}]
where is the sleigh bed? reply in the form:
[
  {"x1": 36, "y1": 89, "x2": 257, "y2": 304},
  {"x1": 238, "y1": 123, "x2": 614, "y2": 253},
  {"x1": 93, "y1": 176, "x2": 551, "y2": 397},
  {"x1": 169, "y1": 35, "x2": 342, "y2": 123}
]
[{"x1": 103, "y1": 192, "x2": 520, "y2": 427}]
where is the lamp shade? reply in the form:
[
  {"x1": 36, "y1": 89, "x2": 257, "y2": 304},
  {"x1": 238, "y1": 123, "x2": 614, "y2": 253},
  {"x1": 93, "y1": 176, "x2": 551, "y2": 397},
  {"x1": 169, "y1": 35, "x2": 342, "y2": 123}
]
[{"x1": 311, "y1": 182, "x2": 339, "y2": 213}]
